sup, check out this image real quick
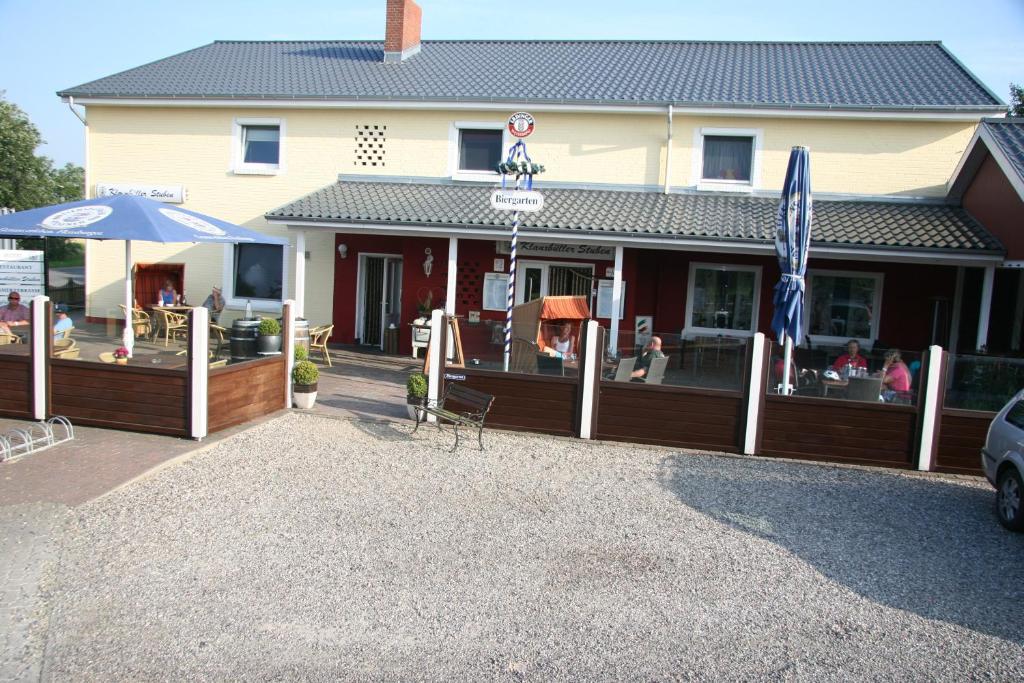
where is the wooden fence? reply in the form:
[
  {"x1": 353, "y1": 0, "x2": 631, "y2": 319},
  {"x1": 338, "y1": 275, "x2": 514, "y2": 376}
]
[{"x1": 0, "y1": 347, "x2": 33, "y2": 420}]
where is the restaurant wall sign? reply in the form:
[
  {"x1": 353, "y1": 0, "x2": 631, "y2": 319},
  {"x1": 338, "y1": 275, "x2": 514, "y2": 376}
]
[
  {"x1": 495, "y1": 241, "x2": 615, "y2": 260},
  {"x1": 0, "y1": 249, "x2": 45, "y2": 298},
  {"x1": 95, "y1": 183, "x2": 185, "y2": 204}
]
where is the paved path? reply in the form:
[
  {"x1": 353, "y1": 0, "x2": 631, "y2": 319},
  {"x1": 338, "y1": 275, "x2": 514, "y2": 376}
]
[
  {"x1": 40, "y1": 413, "x2": 1024, "y2": 680},
  {"x1": 310, "y1": 347, "x2": 418, "y2": 422}
]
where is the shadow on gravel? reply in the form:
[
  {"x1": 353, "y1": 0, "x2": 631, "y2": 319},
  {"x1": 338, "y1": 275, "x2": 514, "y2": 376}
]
[{"x1": 658, "y1": 454, "x2": 1024, "y2": 644}]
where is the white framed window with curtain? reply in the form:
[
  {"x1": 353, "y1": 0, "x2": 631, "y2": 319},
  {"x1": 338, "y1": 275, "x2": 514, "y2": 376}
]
[
  {"x1": 221, "y1": 242, "x2": 289, "y2": 311},
  {"x1": 804, "y1": 269, "x2": 884, "y2": 348},
  {"x1": 693, "y1": 127, "x2": 762, "y2": 192},
  {"x1": 684, "y1": 263, "x2": 762, "y2": 337},
  {"x1": 448, "y1": 121, "x2": 508, "y2": 182},
  {"x1": 231, "y1": 117, "x2": 285, "y2": 175},
  {"x1": 482, "y1": 272, "x2": 509, "y2": 311},
  {"x1": 596, "y1": 280, "x2": 625, "y2": 320}
]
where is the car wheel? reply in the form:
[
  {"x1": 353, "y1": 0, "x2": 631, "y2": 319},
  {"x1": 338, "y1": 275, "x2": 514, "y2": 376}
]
[{"x1": 996, "y1": 467, "x2": 1024, "y2": 532}]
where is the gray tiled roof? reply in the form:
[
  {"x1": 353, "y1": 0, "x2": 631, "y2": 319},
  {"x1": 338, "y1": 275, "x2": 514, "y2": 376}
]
[
  {"x1": 266, "y1": 180, "x2": 1002, "y2": 253},
  {"x1": 982, "y1": 118, "x2": 1024, "y2": 183},
  {"x1": 59, "y1": 40, "x2": 1002, "y2": 111}
]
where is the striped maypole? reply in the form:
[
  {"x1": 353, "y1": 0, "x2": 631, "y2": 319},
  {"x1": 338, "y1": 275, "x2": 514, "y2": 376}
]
[{"x1": 503, "y1": 171, "x2": 523, "y2": 372}]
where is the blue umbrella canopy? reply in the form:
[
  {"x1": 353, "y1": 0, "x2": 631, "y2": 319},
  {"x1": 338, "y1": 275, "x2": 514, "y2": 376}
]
[
  {"x1": 0, "y1": 195, "x2": 286, "y2": 245},
  {"x1": 771, "y1": 146, "x2": 812, "y2": 348}
]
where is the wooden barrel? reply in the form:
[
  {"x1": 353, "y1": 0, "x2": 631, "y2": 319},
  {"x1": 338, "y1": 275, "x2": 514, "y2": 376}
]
[{"x1": 230, "y1": 319, "x2": 260, "y2": 361}]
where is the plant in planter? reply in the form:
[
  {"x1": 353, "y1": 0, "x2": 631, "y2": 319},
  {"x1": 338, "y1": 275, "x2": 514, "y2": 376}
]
[
  {"x1": 406, "y1": 373, "x2": 428, "y2": 420},
  {"x1": 257, "y1": 317, "x2": 282, "y2": 354},
  {"x1": 294, "y1": 345, "x2": 308, "y2": 362},
  {"x1": 292, "y1": 360, "x2": 319, "y2": 409},
  {"x1": 113, "y1": 346, "x2": 130, "y2": 365}
]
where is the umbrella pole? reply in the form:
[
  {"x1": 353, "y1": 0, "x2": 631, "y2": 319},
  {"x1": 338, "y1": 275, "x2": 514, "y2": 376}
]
[
  {"x1": 124, "y1": 240, "x2": 135, "y2": 358},
  {"x1": 781, "y1": 333, "x2": 794, "y2": 396}
]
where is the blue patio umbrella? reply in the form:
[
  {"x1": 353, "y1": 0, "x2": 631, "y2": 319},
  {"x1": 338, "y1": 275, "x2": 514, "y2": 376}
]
[
  {"x1": 770, "y1": 146, "x2": 812, "y2": 395},
  {"x1": 0, "y1": 195, "x2": 287, "y2": 354}
]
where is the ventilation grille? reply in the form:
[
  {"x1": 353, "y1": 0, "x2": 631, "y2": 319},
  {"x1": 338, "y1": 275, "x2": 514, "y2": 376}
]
[{"x1": 355, "y1": 124, "x2": 386, "y2": 167}]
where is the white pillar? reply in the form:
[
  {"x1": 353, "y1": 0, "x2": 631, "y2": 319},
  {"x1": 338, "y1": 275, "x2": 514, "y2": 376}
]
[
  {"x1": 446, "y1": 237, "x2": 458, "y2": 315},
  {"x1": 123, "y1": 240, "x2": 135, "y2": 357},
  {"x1": 293, "y1": 230, "x2": 306, "y2": 319},
  {"x1": 976, "y1": 265, "x2": 995, "y2": 351},
  {"x1": 426, "y1": 309, "x2": 443, "y2": 423},
  {"x1": 743, "y1": 332, "x2": 766, "y2": 455},
  {"x1": 188, "y1": 306, "x2": 209, "y2": 440},
  {"x1": 948, "y1": 266, "x2": 964, "y2": 354},
  {"x1": 579, "y1": 320, "x2": 599, "y2": 439},
  {"x1": 917, "y1": 345, "x2": 945, "y2": 472},
  {"x1": 31, "y1": 295, "x2": 49, "y2": 420},
  {"x1": 283, "y1": 299, "x2": 295, "y2": 409},
  {"x1": 609, "y1": 246, "x2": 623, "y2": 354}
]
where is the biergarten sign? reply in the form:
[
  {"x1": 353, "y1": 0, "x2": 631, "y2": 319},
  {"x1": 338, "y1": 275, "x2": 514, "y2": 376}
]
[
  {"x1": 95, "y1": 183, "x2": 185, "y2": 204},
  {"x1": 0, "y1": 250, "x2": 45, "y2": 298},
  {"x1": 489, "y1": 189, "x2": 544, "y2": 212}
]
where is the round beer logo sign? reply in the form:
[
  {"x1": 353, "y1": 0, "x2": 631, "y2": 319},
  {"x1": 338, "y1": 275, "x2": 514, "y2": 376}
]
[
  {"x1": 41, "y1": 205, "x2": 112, "y2": 230},
  {"x1": 507, "y1": 112, "x2": 535, "y2": 138},
  {"x1": 159, "y1": 208, "x2": 226, "y2": 237}
]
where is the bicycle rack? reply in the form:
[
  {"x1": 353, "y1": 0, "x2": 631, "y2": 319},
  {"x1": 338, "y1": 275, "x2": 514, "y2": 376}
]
[{"x1": 0, "y1": 416, "x2": 74, "y2": 463}]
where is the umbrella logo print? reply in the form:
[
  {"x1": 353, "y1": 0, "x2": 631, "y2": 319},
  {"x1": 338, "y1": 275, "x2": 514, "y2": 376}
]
[
  {"x1": 41, "y1": 206, "x2": 113, "y2": 230},
  {"x1": 158, "y1": 208, "x2": 226, "y2": 237}
]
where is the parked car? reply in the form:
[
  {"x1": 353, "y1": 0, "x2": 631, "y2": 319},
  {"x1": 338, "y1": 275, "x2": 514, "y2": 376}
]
[{"x1": 983, "y1": 389, "x2": 1024, "y2": 531}]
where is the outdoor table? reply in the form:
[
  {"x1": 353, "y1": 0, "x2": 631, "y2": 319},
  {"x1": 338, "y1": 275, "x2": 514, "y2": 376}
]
[
  {"x1": 820, "y1": 377, "x2": 848, "y2": 397},
  {"x1": 149, "y1": 305, "x2": 194, "y2": 342}
]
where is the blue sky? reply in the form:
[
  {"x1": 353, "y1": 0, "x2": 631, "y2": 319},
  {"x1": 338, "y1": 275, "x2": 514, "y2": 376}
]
[{"x1": 1, "y1": 0, "x2": 1022, "y2": 167}]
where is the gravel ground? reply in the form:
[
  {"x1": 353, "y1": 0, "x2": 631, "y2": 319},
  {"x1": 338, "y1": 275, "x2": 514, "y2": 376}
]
[{"x1": 42, "y1": 413, "x2": 1024, "y2": 680}]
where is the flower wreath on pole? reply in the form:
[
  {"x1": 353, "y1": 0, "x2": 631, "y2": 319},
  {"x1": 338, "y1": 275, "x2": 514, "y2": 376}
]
[{"x1": 497, "y1": 140, "x2": 545, "y2": 372}]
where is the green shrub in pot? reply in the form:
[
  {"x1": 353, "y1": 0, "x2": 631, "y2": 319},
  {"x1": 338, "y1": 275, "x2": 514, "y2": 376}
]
[
  {"x1": 292, "y1": 360, "x2": 320, "y2": 409},
  {"x1": 294, "y1": 345, "x2": 308, "y2": 362},
  {"x1": 256, "y1": 317, "x2": 282, "y2": 354},
  {"x1": 406, "y1": 373, "x2": 427, "y2": 403}
]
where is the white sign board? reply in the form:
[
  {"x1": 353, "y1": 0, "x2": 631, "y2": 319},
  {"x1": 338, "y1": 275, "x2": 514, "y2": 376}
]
[
  {"x1": 95, "y1": 183, "x2": 185, "y2": 204},
  {"x1": 496, "y1": 241, "x2": 615, "y2": 260},
  {"x1": 596, "y1": 279, "x2": 626, "y2": 320},
  {"x1": 0, "y1": 250, "x2": 45, "y2": 298},
  {"x1": 490, "y1": 190, "x2": 544, "y2": 213}
]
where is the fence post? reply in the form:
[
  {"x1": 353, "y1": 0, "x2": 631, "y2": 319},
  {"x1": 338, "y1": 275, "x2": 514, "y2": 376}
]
[
  {"x1": 916, "y1": 345, "x2": 946, "y2": 471},
  {"x1": 283, "y1": 300, "x2": 295, "y2": 409},
  {"x1": 188, "y1": 306, "x2": 209, "y2": 440},
  {"x1": 576, "y1": 320, "x2": 601, "y2": 439},
  {"x1": 31, "y1": 295, "x2": 50, "y2": 420},
  {"x1": 743, "y1": 332, "x2": 767, "y2": 455},
  {"x1": 426, "y1": 309, "x2": 444, "y2": 423}
]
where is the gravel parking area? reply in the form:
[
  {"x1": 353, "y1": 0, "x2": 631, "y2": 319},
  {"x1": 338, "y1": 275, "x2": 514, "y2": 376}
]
[{"x1": 43, "y1": 413, "x2": 1024, "y2": 680}]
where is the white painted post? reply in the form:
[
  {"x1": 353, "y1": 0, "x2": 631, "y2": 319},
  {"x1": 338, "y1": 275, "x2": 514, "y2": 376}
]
[
  {"x1": 426, "y1": 309, "x2": 443, "y2": 423},
  {"x1": 976, "y1": 265, "x2": 995, "y2": 351},
  {"x1": 293, "y1": 231, "x2": 306, "y2": 319},
  {"x1": 283, "y1": 299, "x2": 296, "y2": 409},
  {"x1": 743, "y1": 332, "x2": 766, "y2": 455},
  {"x1": 123, "y1": 240, "x2": 135, "y2": 357},
  {"x1": 579, "y1": 320, "x2": 599, "y2": 439},
  {"x1": 446, "y1": 237, "x2": 458, "y2": 315},
  {"x1": 30, "y1": 295, "x2": 49, "y2": 420},
  {"x1": 917, "y1": 345, "x2": 945, "y2": 472},
  {"x1": 609, "y1": 245, "x2": 623, "y2": 354},
  {"x1": 189, "y1": 306, "x2": 209, "y2": 440}
]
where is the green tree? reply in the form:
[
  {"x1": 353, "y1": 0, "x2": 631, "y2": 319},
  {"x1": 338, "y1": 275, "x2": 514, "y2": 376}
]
[{"x1": 1010, "y1": 84, "x2": 1024, "y2": 118}]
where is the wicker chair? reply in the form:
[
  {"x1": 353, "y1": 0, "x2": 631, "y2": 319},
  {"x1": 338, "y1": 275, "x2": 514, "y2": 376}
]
[
  {"x1": 53, "y1": 338, "x2": 80, "y2": 360},
  {"x1": 210, "y1": 323, "x2": 228, "y2": 359},
  {"x1": 0, "y1": 330, "x2": 21, "y2": 345},
  {"x1": 309, "y1": 324, "x2": 335, "y2": 367},
  {"x1": 157, "y1": 309, "x2": 188, "y2": 346}
]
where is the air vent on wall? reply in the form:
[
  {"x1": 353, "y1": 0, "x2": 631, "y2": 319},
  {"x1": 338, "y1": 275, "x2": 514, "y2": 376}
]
[{"x1": 355, "y1": 124, "x2": 387, "y2": 167}]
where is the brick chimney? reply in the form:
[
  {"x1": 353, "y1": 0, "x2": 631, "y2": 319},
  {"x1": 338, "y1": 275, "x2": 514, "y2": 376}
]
[{"x1": 384, "y1": 0, "x2": 422, "y2": 63}]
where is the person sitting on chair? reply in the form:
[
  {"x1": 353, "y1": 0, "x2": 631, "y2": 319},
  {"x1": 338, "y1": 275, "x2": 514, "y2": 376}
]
[
  {"x1": 881, "y1": 348, "x2": 912, "y2": 402},
  {"x1": 53, "y1": 304, "x2": 73, "y2": 341},
  {"x1": 548, "y1": 322, "x2": 575, "y2": 358},
  {"x1": 202, "y1": 286, "x2": 224, "y2": 323},
  {"x1": 159, "y1": 279, "x2": 178, "y2": 306},
  {"x1": 631, "y1": 336, "x2": 665, "y2": 379},
  {"x1": 0, "y1": 291, "x2": 30, "y2": 327},
  {"x1": 831, "y1": 339, "x2": 868, "y2": 374}
]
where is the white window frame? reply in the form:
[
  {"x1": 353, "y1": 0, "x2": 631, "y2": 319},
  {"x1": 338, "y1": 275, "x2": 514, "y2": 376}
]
[
  {"x1": 482, "y1": 272, "x2": 509, "y2": 311},
  {"x1": 231, "y1": 117, "x2": 285, "y2": 175},
  {"x1": 684, "y1": 262, "x2": 763, "y2": 338},
  {"x1": 515, "y1": 260, "x2": 595, "y2": 307},
  {"x1": 448, "y1": 121, "x2": 509, "y2": 183},
  {"x1": 221, "y1": 242, "x2": 289, "y2": 312},
  {"x1": 804, "y1": 269, "x2": 884, "y2": 349},
  {"x1": 692, "y1": 127, "x2": 762, "y2": 192}
]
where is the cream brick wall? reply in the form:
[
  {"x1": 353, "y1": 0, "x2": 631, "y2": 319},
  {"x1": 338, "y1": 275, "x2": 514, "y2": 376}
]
[{"x1": 84, "y1": 105, "x2": 977, "y2": 322}]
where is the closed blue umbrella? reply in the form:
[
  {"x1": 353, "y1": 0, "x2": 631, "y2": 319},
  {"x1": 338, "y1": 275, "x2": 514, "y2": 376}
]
[
  {"x1": 770, "y1": 146, "x2": 812, "y2": 395},
  {"x1": 0, "y1": 195, "x2": 287, "y2": 354}
]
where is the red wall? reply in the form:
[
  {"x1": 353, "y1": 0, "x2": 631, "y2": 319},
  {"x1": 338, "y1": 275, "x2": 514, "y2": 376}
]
[{"x1": 963, "y1": 153, "x2": 1024, "y2": 260}]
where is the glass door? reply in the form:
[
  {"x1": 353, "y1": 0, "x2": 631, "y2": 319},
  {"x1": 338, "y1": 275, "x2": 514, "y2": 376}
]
[
  {"x1": 381, "y1": 257, "x2": 403, "y2": 350},
  {"x1": 361, "y1": 256, "x2": 384, "y2": 346}
]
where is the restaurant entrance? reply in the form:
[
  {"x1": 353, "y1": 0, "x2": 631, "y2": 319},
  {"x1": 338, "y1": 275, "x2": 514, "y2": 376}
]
[{"x1": 357, "y1": 254, "x2": 403, "y2": 348}]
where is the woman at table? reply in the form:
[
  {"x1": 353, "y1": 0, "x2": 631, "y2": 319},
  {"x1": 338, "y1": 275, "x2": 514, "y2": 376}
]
[
  {"x1": 548, "y1": 321, "x2": 575, "y2": 358},
  {"x1": 831, "y1": 339, "x2": 868, "y2": 374},
  {"x1": 881, "y1": 348, "x2": 912, "y2": 402},
  {"x1": 158, "y1": 279, "x2": 178, "y2": 306}
]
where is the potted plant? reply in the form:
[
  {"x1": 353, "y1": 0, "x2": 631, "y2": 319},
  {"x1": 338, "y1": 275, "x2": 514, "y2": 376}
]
[
  {"x1": 406, "y1": 373, "x2": 428, "y2": 420},
  {"x1": 257, "y1": 317, "x2": 282, "y2": 354},
  {"x1": 292, "y1": 360, "x2": 319, "y2": 409},
  {"x1": 113, "y1": 346, "x2": 130, "y2": 365}
]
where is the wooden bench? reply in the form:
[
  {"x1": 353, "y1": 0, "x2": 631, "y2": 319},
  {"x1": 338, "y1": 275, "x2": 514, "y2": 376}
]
[{"x1": 413, "y1": 383, "x2": 495, "y2": 451}]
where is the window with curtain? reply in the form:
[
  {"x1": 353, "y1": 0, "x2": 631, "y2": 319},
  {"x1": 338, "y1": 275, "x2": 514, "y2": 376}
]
[
  {"x1": 807, "y1": 272, "x2": 881, "y2": 341},
  {"x1": 688, "y1": 266, "x2": 758, "y2": 333},
  {"x1": 458, "y1": 129, "x2": 502, "y2": 172},
  {"x1": 701, "y1": 135, "x2": 753, "y2": 182},
  {"x1": 233, "y1": 244, "x2": 284, "y2": 300},
  {"x1": 242, "y1": 125, "x2": 280, "y2": 165}
]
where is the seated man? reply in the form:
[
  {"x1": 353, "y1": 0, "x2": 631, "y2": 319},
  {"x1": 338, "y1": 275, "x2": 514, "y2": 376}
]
[
  {"x1": 0, "y1": 291, "x2": 30, "y2": 327},
  {"x1": 53, "y1": 304, "x2": 73, "y2": 340},
  {"x1": 831, "y1": 338, "x2": 868, "y2": 374},
  {"x1": 202, "y1": 286, "x2": 225, "y2": 323},
  {"x1": 631, "y1": 336, "x2": 665, "y2": 380}
]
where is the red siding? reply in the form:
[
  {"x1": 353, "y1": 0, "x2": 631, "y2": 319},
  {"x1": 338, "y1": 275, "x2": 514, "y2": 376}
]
[{"x1": 963, "y1": 153, "x2": 1024, "y2": 260}]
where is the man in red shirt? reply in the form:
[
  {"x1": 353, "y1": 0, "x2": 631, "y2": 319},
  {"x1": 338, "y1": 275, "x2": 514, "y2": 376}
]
[{"x1": 832, "y1": 339, "x2": 868, "y2": 372}]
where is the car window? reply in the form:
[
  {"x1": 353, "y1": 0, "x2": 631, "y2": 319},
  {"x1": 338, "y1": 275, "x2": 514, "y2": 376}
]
[{"x1": 1006, "y1": 401, "x2": 1024, "y2": 430}]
